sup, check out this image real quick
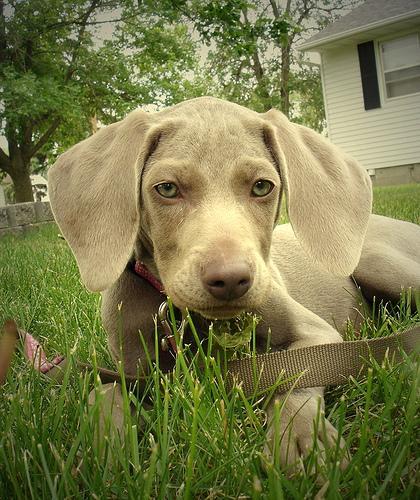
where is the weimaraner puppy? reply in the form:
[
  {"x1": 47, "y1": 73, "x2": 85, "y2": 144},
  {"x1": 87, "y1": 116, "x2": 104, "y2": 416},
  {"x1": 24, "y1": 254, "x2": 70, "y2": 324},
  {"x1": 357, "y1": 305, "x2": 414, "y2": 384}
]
[{"x1": 48, "y1": 97, "x2": 420, "y2": 471}]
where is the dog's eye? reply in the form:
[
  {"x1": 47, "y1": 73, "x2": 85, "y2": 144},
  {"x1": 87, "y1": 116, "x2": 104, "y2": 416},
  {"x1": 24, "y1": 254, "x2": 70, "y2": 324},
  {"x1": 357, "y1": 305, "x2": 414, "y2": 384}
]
[
  {"x1": 251, "y1": 180, "x2": 274, "y2": 197},
  {"x1": 155, "y1": 183, "x2": 179, "y2": 198}
]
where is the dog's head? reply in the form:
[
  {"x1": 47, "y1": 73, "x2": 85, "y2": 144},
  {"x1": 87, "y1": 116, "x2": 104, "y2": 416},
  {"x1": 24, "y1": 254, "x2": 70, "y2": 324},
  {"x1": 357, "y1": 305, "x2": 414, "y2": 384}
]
[{"x1": 48, "y1": 97, "x2": 372, "y2": 319}]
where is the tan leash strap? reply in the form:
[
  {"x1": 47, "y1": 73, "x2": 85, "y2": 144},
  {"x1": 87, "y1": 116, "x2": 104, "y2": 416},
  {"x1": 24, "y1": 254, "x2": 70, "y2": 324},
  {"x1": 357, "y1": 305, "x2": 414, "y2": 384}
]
[
  {"x1": 45, "y1": 359, "x2": 148, "y2": 393},
  {"x1": 226, "y1": 326, "x2": 420, "y2": 396},
  {"x1": 7, "y1": 322, "x2": 418, "y2": 396}
]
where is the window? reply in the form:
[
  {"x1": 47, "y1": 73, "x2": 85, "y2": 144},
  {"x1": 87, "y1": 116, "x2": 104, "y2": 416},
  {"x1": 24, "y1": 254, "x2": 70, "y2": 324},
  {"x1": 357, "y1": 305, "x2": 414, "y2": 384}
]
[{"x1": 380, "y1": 33, "x2": 420, "y2": 98}]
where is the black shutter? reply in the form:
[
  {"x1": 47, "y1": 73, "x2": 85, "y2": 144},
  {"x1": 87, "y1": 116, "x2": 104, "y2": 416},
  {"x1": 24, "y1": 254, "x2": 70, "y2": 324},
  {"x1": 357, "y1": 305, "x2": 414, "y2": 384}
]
[{"x1": 357, "y1": 41, "x2": 381, "y2": 110}]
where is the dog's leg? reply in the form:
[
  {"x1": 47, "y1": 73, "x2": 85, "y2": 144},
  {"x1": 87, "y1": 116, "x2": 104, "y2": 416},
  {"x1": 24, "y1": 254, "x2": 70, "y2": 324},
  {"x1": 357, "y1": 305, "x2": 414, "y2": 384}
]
[
  {"x1": 87, "y1": 382, "x2": 148, "y2": 461},
  {"x1": 264, "y1": 387, "x2": 348, "y2": 475},
  {"x1": 259, "y1": 278, "x2": 349, "y2": 475},
  {"x1": 264, "y1": 386, "x2": 349, "y2": 476},
  {"x1": 354, "y1": 215, "x2": 420, "y2": 307},
  {"x1": 88, "y1": 383, "x2": 127, "y2": 458}
]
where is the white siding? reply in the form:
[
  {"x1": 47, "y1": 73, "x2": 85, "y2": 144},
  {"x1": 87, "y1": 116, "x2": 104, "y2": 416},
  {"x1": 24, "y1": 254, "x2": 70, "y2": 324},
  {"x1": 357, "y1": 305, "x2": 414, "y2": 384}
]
[{"x1": 321, "y1": 45, "x2": 420, "y2": 170}]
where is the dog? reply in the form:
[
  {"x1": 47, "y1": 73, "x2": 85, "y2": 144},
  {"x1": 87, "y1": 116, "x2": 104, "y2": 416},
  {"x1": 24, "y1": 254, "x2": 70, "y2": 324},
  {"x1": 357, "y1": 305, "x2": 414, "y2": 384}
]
[{"x1": 48, "y1": 96, "x2": 420, "y2": 472}]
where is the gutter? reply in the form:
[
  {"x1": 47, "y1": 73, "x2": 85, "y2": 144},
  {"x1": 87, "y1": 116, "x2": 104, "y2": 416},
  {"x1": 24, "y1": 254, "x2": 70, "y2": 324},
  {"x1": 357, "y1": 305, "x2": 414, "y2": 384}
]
[{"x1": 298, "y1": 9, "x2": 420, "y2": 51}]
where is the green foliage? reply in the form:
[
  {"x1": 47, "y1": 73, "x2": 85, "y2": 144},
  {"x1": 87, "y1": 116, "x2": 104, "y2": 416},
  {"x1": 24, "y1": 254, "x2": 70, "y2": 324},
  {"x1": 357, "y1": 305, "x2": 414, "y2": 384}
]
[
  {"x1": 1, "y1": 67, "x2": 78, "y2": 127},
  {"x1": 117, "y1": 20, "x2": 204, "y2": 108},
  {"x1": 290, "y1": 61, "x2": 326, "y2": 132},
  {"x1": 211, "y1": 312, "x2": 259, "y2": 351},
  {"x1": 0, "y1": 0, "x2": 205, "y2": 199},
  {"x1": 155, "y1": 0, "x2": 354, "y2": 124},
  {"x1": 372, "y1": 184, "x2": 420, "y2": 224}
]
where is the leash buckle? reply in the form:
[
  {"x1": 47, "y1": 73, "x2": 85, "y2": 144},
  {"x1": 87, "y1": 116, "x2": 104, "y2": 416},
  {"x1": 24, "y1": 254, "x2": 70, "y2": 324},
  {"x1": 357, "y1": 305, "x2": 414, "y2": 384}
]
[{"x1": 158, "y1": 301, "x2": 186, "y2": 354}]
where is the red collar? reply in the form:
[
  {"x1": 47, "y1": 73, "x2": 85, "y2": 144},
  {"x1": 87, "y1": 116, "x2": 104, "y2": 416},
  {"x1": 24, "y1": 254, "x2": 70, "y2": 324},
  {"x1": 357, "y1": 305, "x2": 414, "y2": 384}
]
[
  {"x1": 132, "y1": 261, "x2": 179, "y2": 355},
  {"x1": 134, "y1": 261, "x2": 164, "y2": 293}
]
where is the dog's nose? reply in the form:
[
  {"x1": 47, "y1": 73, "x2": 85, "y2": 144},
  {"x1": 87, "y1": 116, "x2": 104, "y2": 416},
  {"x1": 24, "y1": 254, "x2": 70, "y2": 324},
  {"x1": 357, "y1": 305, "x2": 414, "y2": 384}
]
[{"x1": 202, "y1": 261, "x2": 252, "y2": 301}]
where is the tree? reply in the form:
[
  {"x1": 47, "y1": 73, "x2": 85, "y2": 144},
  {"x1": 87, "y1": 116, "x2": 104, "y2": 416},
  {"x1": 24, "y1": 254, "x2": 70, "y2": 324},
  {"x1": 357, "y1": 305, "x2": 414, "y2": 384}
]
[
  {"x1": 150, "y1": 0, "x2": 360, "y2": 126},
  {"x1": 0, "y1": 0, "x2": 203, "y2": 202},
  {"x1": 1, "y1": 0, "x2": 101, "y2": 201}
]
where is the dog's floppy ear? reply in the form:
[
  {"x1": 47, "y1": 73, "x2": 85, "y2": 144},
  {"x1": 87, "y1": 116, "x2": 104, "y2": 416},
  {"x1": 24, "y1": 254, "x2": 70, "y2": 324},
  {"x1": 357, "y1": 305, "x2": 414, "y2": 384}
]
[
  {"x1": 263, "y1": 109, "x2": 372, "y2": 276},
  {"x1": 48, "y1": 109, "x2": 156, "y2": 291}
]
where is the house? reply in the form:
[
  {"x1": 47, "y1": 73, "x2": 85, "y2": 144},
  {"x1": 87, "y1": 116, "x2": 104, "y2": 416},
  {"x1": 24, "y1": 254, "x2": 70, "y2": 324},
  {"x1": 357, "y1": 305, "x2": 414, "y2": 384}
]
[
  {"x1": 0, "y1": 174, "x2": 49, "y2": 204},
  {"x1": 30, "y1": 174, "x2": 50, "y2": 202},
  {"x1": 299, "y1": 0, "x2": 420, "y2": 186}
]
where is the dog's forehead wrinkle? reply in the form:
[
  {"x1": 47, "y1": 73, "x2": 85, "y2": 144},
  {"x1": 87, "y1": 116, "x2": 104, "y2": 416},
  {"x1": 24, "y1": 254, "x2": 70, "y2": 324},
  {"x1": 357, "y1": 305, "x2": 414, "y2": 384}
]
[
  {"x1": 147, "y1": 109, "x2": 272, "y2": 180},
  {"x1": 161, "y1": 112, "x2": 263, "y2": 154}
]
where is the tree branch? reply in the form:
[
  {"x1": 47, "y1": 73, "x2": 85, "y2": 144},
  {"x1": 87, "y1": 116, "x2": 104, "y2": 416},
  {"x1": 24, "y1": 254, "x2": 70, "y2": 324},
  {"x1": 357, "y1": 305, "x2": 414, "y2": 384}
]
[
  {"x1": 64, "y1": 0, "x2": 102, "y2": 82},
  {"x1": 269, "y1": 0, "x2": 281, "y2": 19},
  {"x1": 0, "y1": 0, "x2": 6, "y2": 65},
  {"x1": 296, "y1": 0, "x2": 313, "y2": 26},
  {"x1": 233, "y1": 59, "x2": 246, "y2": 85},
  {"x1": 252, "y1": 50, "x2": 265, "y2": 82},
  {"x1": 43, "y1": 11, "x2": 142, "y2": 32},
  {"x1": 28, "y1": 117, "x2": 61, "y2": 158}
]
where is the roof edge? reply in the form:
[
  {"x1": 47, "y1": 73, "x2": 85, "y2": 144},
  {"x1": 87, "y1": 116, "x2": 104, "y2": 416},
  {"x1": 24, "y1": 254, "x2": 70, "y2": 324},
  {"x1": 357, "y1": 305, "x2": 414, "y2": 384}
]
[{"x1": 299, "y1": 8, "x2": 420, "y2": 51}]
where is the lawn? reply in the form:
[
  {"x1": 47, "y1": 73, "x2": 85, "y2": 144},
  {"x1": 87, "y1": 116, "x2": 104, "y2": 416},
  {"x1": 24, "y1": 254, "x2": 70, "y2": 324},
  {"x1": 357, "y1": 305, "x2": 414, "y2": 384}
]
[{"x1": 0, "y1": 184, "x2": 419, "y2": 499}]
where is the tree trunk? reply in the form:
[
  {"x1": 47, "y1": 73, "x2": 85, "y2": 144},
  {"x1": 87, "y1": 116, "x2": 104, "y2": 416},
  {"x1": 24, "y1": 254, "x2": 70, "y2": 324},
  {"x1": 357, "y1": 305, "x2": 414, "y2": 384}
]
[
  {"x1": 90, "y1": 114, "x2": 98, "y2": 134},
  {"x1": 251, "y1": 52, "x2": 272, "y2": 112},
  {"x1": 10, "y1": 161, "x2": 33, "y2": 203},
  {"x1": 280, "y1": 44, "x2": 291, "y2": 118}
]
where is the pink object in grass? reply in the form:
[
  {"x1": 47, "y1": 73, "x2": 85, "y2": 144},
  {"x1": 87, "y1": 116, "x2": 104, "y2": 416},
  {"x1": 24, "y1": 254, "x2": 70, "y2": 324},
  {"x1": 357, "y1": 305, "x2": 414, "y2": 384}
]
[{"x1": 23, "y1": 332, "x2": 64, "y2": 374}]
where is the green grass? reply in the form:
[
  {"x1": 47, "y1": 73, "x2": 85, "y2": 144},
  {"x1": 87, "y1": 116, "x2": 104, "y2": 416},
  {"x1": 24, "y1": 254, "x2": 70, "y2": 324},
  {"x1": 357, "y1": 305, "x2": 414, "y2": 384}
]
[
  {"x1": 1, "y1": 185, "x2": 419, "y2": 499},
  {"x1": 372, "y1": 184, "x2": 420, "y2": 223}
]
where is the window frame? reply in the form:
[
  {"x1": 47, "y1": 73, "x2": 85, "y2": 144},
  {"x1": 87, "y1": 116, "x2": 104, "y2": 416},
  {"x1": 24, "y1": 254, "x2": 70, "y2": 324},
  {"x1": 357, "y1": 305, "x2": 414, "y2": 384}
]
[{"x1": 377, "y1": 32, "x2": 420, "y2": 101}]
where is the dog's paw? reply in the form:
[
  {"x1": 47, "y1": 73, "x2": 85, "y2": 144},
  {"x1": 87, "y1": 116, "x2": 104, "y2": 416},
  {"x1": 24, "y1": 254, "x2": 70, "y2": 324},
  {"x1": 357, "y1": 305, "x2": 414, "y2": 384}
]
[
  {"x1": 88, "y1": 383, "x2": 126, "y2": 441},
  {"x1": 263, "y1": 389, "x2": 349, "y2": 477}
]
